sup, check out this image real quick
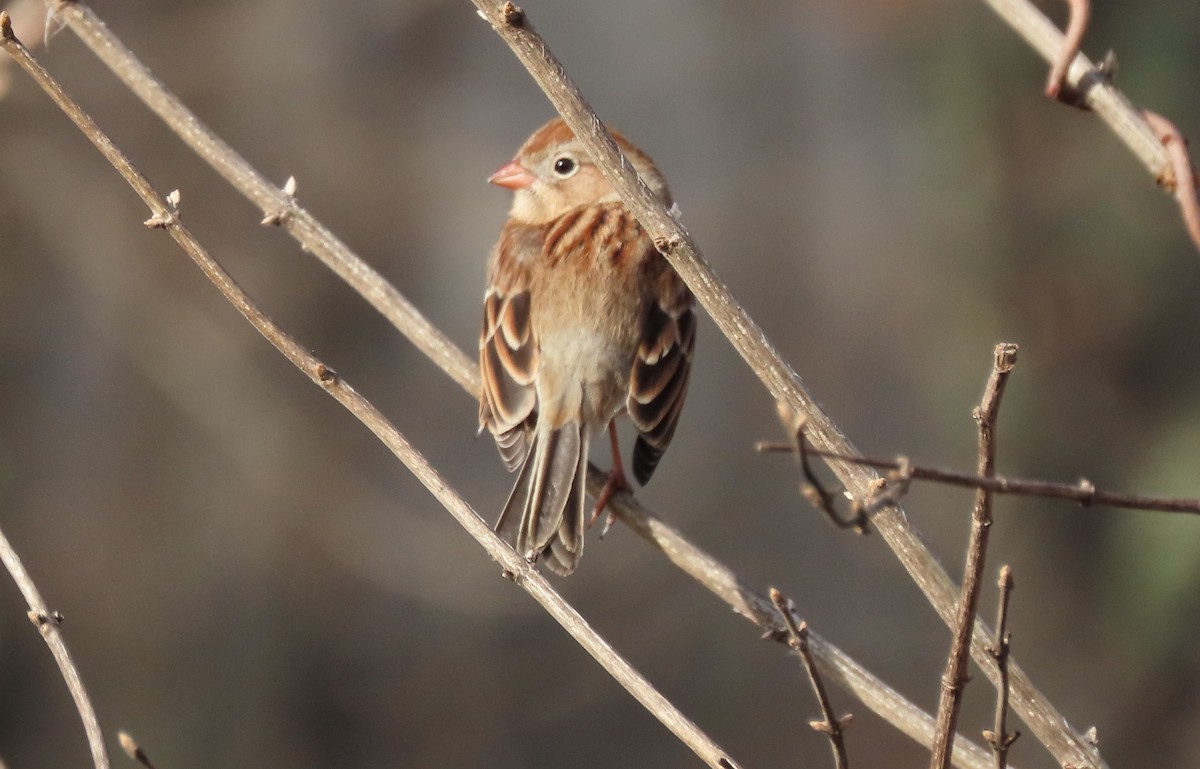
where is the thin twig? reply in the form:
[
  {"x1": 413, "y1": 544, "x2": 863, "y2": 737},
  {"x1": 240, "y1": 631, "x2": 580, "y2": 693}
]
[
  {"x1": 1044, "y1": 0, "x2": 1090, "y2": 100},
  {"x1": 27, "y1": 5, "x2": 1005, "y2": 767},
  {"x1": 0, "y1": 522, "x2": 109, "y2": 769},
  {"x1": 755, "y1": 443, "x2": 1200, "y2": 516},
  {"x1": 1142, "y1": 110, "x2": 1200, "y2": 254},
  {"x1": 983, "y1": 567, "x2": 1020, "y2": 769},
  {"x1": 0, "y1": 24, "x2": 741, "y2": 769},
  {"x1": 472, "y1": 3, "x2": 1104, "y2": 766},
  {"x1": 771, "y1": 589, "x2": 851, "y2": 769},
  {"x1": 778, "y1": 407, "x2": 868, "y2": 533},
  {"x1": 930, "y1": 344, "x2": 1018, "y2": 769}
]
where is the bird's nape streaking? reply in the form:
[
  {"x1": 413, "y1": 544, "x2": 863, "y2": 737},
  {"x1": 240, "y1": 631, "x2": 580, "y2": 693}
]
[{"x1": 478, "y1": 117, "x2": 695, "y2": 576}]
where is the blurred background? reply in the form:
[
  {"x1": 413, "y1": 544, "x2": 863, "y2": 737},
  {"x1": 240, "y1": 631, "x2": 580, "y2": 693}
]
[{"x1": 1, "y1": 0, "x2": 1198, "y2": 767}]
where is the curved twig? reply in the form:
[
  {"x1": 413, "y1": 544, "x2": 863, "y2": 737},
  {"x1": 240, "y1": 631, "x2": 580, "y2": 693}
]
[
  {"x1": 1044, "y1": 0, "x2": 1090, "y2": 100},
  {"x1": 1143, "y1": 110, "x2": 1200, "y2": 254}
]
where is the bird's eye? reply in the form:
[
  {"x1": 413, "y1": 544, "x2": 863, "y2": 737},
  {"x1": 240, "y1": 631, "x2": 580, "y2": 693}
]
[{"x1": 552, "y1": 156, "x2": 578, "y2": 177}]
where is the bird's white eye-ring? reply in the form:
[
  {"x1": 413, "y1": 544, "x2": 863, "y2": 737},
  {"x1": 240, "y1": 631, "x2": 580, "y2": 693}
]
[{"x1": 552, "y1": 156, "x2": 578, "y2": 178}]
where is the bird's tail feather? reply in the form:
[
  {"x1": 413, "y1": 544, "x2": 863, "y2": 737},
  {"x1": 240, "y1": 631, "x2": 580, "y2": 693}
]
[{"x1": 494, "y1": 422, "x2": 588, "y2": 576}]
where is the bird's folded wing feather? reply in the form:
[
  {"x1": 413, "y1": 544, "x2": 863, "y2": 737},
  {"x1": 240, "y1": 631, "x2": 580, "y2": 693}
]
[
  {"x1": 479, "y1": 275, "x2": 538, "y2": 471},
  {"x1": 627, "y1": 266, "x2": 696, "y2": 485}
]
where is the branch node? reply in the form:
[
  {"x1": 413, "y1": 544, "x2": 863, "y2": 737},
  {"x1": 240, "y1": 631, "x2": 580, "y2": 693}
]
[
  {"x1": 119, "y1": 730, "x2": 159, "y2": 769},
  {"x1": 314, "y1": 363, "x2": 338, "y2": 385},
  {"x1": 260, "y1": 175, "x2": 298, "y2": 226},
  {"x1": 0, "y1": 12, "x2": 13, "y2": 41},
  {"x1": 144, "y1": 189, "x2": 181, "y2": 229},
  {"x1": 501, "y1": 2, "x2": 525, "y2": 27},
  {"x1": 652, "y1": 234, "x2": 681, "y2": 254},
  {"x1": 27, "y1": 609, "x2": 64, "y2": 628},
  {"x1": 1076, "y1": 478, "x2": 1096, "y2": 506}
]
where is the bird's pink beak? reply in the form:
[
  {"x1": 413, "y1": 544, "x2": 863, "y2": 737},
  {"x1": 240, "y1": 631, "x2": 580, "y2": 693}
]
[{"x1": 488, "y1": 161, "x2": 536, "y2": 190}]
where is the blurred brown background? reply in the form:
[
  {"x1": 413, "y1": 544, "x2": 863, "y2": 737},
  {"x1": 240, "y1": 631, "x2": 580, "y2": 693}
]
[{"x1": 1, "y1": 1, "x2": 1199, "y2": 767}]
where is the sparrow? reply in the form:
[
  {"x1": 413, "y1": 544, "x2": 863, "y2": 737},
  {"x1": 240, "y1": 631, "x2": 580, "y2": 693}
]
[{"x1": 479, "y1": 117, "x2": 695, "y2": 576}]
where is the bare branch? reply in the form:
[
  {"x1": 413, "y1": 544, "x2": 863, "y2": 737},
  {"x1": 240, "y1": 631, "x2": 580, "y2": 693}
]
[
  {"x1": 0, "y1": 25, "x2": 742, "y2": 769},
  {"x1": 470, "y1": 3, "x2": 1104, "y2": 766},
  {"x1": 983, "y1": 567, "x2": 1020, "y2": 769},
  {"x1": 757, "y1": 444, "x2": 1200, "y2": 516},
  {"x1": 930, "y1": 344, "x2": 1019, "y2": 769},
  {"x1": 771, "y1": 589, "x2": 851, "y2": 769},
  {"x1": 0, "y1": 521, "x2": 109, "y2": 769}
]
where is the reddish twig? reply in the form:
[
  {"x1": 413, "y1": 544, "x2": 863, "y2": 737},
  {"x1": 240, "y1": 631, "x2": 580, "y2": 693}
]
[
  {"x1": 771, "y1": 589, "x2": 852, "y2": 769},
  {"x1": 930, "y1": 344, "x2": 1019, "y2": 769},
  {"x1": 1044, "y1": 0, "x2": 1090, "y2": 100},
  {"x1": 1143, "y1": 110, "x2": 1200, "y2": 254},
  {"x1": 983, "y1": 567, "x2": 1020, "y2": 769}
]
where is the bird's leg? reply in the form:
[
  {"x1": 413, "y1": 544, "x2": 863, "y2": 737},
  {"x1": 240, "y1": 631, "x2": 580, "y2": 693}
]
[{"x1": 589, "y1": 420, "x2": 629, "y2": 536}]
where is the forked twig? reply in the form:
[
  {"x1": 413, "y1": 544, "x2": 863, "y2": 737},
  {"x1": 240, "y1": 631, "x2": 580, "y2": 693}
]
[
  {"x1": 930, "y1": 343, "x2": 1018, "y2": 769},
  {"x1": 0, "y1": 21, "x2": 741, "y2": 769},
  {"x1": 983, "y1": 567, "x2": 1020, "y2": 769},
  {"x1": 771, "y1": 589, "x2": 851, "y2": 769}
]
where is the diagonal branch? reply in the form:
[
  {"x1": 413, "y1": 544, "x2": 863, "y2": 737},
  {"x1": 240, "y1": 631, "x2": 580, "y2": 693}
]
[
  {"x1": 470, "y1": 3, "x2": 1103, "y2": 767},
  {"x1": 0, "y1": 20, "x2": 741, "y2": 769}
]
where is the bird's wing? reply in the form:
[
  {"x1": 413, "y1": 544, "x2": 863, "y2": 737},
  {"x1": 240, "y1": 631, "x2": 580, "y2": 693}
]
[
  {"x1": 479, "y1": 233, "x2": 539, "y2": 471},
  {"x1": 627, "y1": 261, "x2": 695, "y2": 485}
]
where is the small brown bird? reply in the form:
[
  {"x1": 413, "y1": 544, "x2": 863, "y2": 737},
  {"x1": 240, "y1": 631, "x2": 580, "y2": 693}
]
[{"x1": 479, "y1": 118, "x2": 695, "y2": 575}]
